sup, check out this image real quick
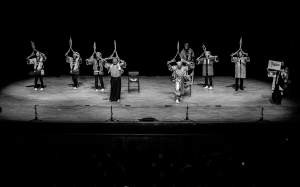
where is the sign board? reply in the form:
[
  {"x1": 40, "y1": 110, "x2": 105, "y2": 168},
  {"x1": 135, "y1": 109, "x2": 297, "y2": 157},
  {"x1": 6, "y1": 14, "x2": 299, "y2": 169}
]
[{"x1": 267, "y1": 60, "x2": 282, "y2": 71}]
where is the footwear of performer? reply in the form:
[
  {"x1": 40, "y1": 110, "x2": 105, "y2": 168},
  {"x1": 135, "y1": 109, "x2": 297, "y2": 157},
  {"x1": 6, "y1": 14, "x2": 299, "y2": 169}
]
[
  {"x1": 176, "y1": 99, "x2": 179, "y2": 104},
  {"x1": 209, "y1": 86, "x2": 212, "y2": 89},
  {"x1": 117, "y1": 99, "x2": 120, "y2": 103},
  {"x1": 96, "y1": 89, "x2": 98, "y2": 91},
  {"x1": 100, "y1": 89, "x2": 104, "y2": 91},
  {"x1": 34, "y1": 88, "x2": 38, "y2": 90},
  {"x1": 240, "y1": 87, "x2": 244, "y2": 90},
  {"x1": 74, "y1": 87, "x2": 77, "y2": 90},
  {"x1": 204, "y1": 86, "x2": 208, "y2": 89},
  {"x1": 40, "y1": 88, "x2": 43, "y2": 90},
  {"x1": 235, "y1": 88, "x2": 238, "y2": 91}
]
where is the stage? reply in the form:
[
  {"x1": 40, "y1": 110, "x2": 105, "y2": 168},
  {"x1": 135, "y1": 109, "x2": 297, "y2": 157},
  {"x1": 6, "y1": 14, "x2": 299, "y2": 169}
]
[{"x1": 0, "y1": 75, "x2": 299, "y2": 124}]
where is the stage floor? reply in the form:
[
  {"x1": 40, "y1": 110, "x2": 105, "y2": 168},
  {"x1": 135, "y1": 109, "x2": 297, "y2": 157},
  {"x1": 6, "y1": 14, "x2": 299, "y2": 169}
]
[{"x1": 0, "y1": 76, "x2": 299, "y2": 123}]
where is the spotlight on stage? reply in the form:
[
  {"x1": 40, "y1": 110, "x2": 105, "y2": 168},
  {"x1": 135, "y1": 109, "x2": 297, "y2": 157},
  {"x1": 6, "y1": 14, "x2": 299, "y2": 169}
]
[{"x1": 139, "y1": 117, "x2": 159, "y2": 122}]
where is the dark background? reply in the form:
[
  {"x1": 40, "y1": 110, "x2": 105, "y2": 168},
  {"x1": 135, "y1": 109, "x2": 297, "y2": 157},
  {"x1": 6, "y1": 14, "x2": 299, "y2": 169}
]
[{"x1": 2, "y1": 1, "x2": 298, "y2": 92}]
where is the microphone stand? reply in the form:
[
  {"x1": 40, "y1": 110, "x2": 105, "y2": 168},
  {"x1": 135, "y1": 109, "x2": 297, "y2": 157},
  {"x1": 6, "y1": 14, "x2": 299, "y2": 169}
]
[
  {"x1": 106, "y1": 105, "x2": 119, "y2": 122},
  {"x1": 30, "y1": 105, "x2": 42, "y2": 122},
  {"x1": 255, "y1": 107, "x2": 271, "y2": 123},
  {"x1": 182, "y1": 105, "x2": 194, "y2": 122}
]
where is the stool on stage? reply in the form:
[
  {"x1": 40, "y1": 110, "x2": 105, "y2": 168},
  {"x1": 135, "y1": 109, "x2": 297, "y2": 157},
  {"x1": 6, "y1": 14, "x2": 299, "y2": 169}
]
[{"x1": 128, "y1": 71, "x2": 140, "y2": 93}]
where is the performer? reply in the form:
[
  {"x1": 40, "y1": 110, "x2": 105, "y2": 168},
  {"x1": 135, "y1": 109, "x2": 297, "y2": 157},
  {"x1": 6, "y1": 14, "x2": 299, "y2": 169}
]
[
  {"x1": 282, "y1": 60, "x2": 289, "y2": 98},
  {"x1": 230, "y1": 37, "x2": 250, "y2": 91},
  {"x1": 86, "y1": 43, "x2": 107, "y2": 91},
  {"x1": 104, "y1": 40, "x2": 127, "y2": 102},
  {"x1": 105, "y1": 58, "x2": 126, "y2": 102},
  {"x1": 179, "y1": 43, "x2": 195, "y2": 83},
  {"x1": 180, "y1": 43, "x2": 195, "y2": 62},
  {"x1": 65, "y1": 38, "x2": 82, "y2": 89},
  {"x1": 196, "y1": 45, "x2": 219, "y2": 89},
  {"x1": 167, "y1": 58, "x2": 194, "y2": 103},
  {"x1": 267, "y1": 62, "x2": 289, "y2": 105},
  {"x1": 26, "y1": 41, "x2": 47, "y2": 90}
]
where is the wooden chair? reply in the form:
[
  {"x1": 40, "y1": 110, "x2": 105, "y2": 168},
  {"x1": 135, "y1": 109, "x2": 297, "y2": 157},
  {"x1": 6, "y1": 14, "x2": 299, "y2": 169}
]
[{"x1": 128, "y1": 72, "x2": 140, "y2": 93}]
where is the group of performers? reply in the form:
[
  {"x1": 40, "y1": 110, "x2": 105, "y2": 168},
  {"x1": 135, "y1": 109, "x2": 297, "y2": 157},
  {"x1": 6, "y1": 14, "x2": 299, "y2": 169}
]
[
  {"x1": 27, "y1": 39, "x2": 126, "y2": 102},
  {"x1": 26, "y1": 38, "x2": 289, "y2": 105}
]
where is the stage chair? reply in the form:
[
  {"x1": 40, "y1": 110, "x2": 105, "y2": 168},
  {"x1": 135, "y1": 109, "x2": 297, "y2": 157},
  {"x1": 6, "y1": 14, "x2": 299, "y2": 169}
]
[{"x1": 128, "y1": 71, "x2": 140, "y2": 93}]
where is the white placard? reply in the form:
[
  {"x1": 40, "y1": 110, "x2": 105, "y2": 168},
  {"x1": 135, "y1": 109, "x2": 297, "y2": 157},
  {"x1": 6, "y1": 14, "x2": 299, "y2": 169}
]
[{"x1": 268, "y1": 60, "x2": 282, "y2": 71}]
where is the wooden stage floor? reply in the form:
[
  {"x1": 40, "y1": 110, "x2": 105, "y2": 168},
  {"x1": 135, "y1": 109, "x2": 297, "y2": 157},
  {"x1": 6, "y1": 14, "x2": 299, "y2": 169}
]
[{"x1": 0, "y1": 75, "x2": 299, "y2": 123}]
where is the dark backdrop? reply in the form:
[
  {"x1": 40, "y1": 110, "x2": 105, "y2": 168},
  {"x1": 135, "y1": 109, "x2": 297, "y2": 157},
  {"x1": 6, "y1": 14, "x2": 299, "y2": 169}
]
[{"x1": 2, "y1": 1, "x2": 298, "y2": 91}]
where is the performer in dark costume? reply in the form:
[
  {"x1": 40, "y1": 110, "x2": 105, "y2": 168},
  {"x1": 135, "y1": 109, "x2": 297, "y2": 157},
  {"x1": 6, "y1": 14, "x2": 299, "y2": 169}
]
[
  {"x1": 179, "y1": 42, "x2": 196, "y2": 83},
  {"x1": 86, "y1": 42, "x2": 107, "y2": 91},
  {"x1": 26, "y1": 41, "x2": 47, "y2": 90},
  {"x1": 180, "y1": 43, "x2": 195, "y2": 62},
  {"x1": 281, "y1": 60, "x2": 289, "y2": 98},
  {"x1": 196, "y1": 45, "x2": 219, "y2": 89},
  {"x1": 231, "y1": 37, "x2": 250, "y2": 91},
  {"x1": 65, "y1": 37, "x2": 82, "y2": 89},
  {"x1": 267, "y1": 62, "x2": 288, "y2": 105},
  {"x1": 104, "y1": 40, "x2": 127, "y2": 102},
  {"x1": 105, "y1": 58, "x2": 126, "y2": 102}
]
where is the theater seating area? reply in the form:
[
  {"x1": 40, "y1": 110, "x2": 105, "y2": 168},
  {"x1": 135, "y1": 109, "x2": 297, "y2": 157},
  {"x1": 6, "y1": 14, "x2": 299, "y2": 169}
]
[{"x1": 0, "y1": 135, "x2": 298, "y2": 187}]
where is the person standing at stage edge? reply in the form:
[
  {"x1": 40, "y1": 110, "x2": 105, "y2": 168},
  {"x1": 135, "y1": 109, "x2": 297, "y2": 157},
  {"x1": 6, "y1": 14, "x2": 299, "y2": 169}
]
[
  {"x1": 196, "y1": 47, "x2": 219, "y2": 89},
  {"x1": 86, "y1": 52, "x2": 106, "y2": 91},
  {"x1": 104, "y1": 57, "x2": 126, "y2": 102}
]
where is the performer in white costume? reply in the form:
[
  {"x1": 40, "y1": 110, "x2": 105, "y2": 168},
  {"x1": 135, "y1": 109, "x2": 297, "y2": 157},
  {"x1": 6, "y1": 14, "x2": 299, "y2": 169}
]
[
  {"x1": 65, "y1": 37, "x2": 82, "y2": 89},
  {"x1": 86, "y1": 42, "x2": 107, "y2": 91},
  {"x1": 26, "y1": 41, "x2": 47, "y2": 90}
]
